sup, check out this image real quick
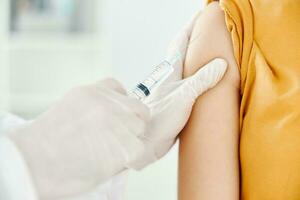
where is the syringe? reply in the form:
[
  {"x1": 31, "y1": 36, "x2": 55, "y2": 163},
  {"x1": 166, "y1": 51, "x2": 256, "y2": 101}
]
[
  {"x1": 129, "y1": 12, "x2": 208, "y2": 101},
  {"x1": 130, "y1": 55, "x2": 179, "y2": 101}
]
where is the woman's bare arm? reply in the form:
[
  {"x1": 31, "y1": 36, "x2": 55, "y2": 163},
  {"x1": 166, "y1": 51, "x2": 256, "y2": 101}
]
[{"x1": 179, "y1": 2, "x2": 240, "y2": 200}]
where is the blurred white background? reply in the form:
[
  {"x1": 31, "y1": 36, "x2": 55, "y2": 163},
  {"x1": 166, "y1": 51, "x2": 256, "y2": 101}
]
[{"x1": 0, "y1": 0, "x2": 204, "y2": 199}]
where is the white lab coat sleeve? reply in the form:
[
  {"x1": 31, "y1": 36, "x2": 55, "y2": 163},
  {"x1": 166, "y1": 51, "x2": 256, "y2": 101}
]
[
  {"x1": 0, "y1": 112, "x2": 26, "y2": 133},
  {"x1": 0, "y1": 112, "x2": 39, "y2": 200},
  {"x1": 0, "y1": 136, "x2": 39, "y2": 200}
]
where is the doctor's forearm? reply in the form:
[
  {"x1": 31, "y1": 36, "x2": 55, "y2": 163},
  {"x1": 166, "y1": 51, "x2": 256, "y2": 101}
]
[{"x1": 178, "y1": 2, "x2": 240, "y2": 200}]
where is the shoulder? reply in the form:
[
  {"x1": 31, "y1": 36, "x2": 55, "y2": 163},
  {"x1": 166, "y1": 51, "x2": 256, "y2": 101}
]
[{"x1": 184, "y1": 1, "x2": 240, "y2": 88}]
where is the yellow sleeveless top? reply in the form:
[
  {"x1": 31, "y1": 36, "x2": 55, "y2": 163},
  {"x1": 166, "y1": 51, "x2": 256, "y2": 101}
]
[{"x1": 207, "y1": 0, "x2": 300, "y2": 199}]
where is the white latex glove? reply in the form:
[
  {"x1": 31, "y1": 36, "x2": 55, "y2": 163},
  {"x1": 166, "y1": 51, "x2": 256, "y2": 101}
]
[
  {"x1": 5, "y1": 79, "x2": 150, "y2": 199},
  {"x1": 127, "y1": 12, "x2": 228, "y2": 169}
]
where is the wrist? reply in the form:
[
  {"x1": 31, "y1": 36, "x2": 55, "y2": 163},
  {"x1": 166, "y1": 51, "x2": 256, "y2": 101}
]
[{"x1": 125, "y1": 138, "x2": 157, "y2": 170}]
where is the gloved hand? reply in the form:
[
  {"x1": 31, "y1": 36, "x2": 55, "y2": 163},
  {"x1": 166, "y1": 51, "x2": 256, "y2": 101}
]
[
  {"x1": 127, "y1": 12, "x2": 228, "y2": 169},
  {"x1": 6, "y1": 79, "x2": 150, "y2": 199}
]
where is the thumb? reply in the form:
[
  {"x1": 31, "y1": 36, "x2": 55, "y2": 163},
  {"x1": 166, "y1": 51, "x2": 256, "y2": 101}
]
[{"x1": 182, "y1": 58, "x2": 227, "y2": 99}]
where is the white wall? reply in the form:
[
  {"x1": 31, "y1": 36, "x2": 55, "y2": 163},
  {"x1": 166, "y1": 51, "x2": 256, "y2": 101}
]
[
  {"x1": 4, "y1": 0, "x2": 112, "y2": 118},
  {"x1": 0, "y1": 0, "x2": 10, "y2": 111},
  {"x1": 8, "y1": 35, "x2": 112, "y2": 118}
]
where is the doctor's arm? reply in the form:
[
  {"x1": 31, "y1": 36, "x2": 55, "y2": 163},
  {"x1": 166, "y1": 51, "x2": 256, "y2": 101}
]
[
  {"x1": 178, "y1": 2, "x2": 240, "y2": 200},
  {"x1": 0, "y1": 79, "x2": 150, "y2": 199}
]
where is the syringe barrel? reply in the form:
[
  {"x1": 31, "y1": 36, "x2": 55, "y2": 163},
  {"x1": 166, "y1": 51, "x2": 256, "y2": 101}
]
[{"x1": 131, "y1": 60, "x2": 174, "y2": 101}]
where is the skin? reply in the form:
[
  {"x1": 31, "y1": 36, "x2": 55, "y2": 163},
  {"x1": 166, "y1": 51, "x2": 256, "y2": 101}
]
[{"x1": 178, "y1": 2, "x2": 240, "y2": 200}]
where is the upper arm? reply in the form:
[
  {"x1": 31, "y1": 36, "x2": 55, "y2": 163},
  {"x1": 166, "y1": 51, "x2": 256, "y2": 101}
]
[{"x1": 179, "y1": 2, "x2": 240, "y2": 200}]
